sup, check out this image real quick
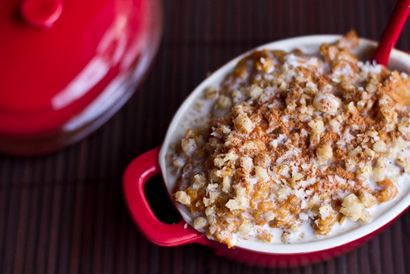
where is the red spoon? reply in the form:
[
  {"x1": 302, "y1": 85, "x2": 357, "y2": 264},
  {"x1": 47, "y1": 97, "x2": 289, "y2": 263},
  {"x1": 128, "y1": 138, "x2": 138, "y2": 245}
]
[{"x1": 373, "y1": 0, "x2": 410, "y2": 65}]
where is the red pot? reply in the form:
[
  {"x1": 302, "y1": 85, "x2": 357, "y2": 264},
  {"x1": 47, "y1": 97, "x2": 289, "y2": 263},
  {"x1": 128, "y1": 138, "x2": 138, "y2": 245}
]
[
  {"x1": 123, "y1": 36, "x2": 410, "y2": 267},
  {"x1": 0, "y1": 0, "x2": 162, "y2": 155}
]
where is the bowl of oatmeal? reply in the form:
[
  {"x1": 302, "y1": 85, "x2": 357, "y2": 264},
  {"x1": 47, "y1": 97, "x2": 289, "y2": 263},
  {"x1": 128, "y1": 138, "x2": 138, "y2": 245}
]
[{"x1": 123, "y1": 31, "x2": 410, "y2": 267}]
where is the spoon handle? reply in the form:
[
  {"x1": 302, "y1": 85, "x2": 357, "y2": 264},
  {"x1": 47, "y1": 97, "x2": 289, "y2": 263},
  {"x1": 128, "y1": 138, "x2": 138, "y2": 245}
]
[{"x1": 373, "y1": 0, "x2": 410, "y2": 65}]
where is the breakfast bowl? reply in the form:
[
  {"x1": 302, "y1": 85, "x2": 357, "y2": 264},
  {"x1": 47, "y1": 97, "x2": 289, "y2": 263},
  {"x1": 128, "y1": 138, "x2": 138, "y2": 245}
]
[{"x1": 123, "y1": 34, "x2": 410, "y2": 267}]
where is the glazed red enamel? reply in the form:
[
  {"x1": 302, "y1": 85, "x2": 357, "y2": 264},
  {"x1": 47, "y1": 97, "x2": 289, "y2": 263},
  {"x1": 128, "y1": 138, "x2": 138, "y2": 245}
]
[{"x1": 0, "y1": 0, "x2": 143, "y2": 134}]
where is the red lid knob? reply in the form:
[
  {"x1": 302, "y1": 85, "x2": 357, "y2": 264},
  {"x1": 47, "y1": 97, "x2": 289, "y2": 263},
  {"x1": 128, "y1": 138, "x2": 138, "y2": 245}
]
[{"x1": 21, "y1": 0, "x2": 63, "y2": 28}]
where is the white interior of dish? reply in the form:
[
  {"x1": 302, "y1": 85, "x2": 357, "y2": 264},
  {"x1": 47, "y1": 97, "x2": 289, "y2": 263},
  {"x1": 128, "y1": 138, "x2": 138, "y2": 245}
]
[{"x1": 159, "y1": 35, "x2": 410, "y2": 254}]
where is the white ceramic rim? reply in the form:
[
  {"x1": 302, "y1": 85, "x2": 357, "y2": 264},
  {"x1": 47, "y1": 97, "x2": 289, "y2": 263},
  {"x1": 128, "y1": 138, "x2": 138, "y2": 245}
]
[{"x1": 159, "y1": 35, "x2": 410, "y2": 254}]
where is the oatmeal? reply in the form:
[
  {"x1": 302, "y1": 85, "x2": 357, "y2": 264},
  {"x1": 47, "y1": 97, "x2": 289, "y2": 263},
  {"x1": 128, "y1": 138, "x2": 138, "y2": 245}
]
[{"x1": 170, "y1": 31, "x2": 410, "y2": 247}]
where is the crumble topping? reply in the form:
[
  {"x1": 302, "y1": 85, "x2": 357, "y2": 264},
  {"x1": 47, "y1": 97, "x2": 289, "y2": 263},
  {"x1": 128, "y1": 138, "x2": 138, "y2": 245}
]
[{"x1": 170, "y1": 31, "x2": 410, "y2": 247}]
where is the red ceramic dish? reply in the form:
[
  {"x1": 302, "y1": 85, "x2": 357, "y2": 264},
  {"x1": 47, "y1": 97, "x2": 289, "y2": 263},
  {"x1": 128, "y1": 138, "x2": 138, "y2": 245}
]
[
  {"x1": 124, "y1": 148, "x2": 407, "y2": 267},
  {"x1": 0, "y1": 0, "x2": 162, "y2": 155},
  {"x1": 123, "y1": 36, "x2": 410, "y2": 267}
]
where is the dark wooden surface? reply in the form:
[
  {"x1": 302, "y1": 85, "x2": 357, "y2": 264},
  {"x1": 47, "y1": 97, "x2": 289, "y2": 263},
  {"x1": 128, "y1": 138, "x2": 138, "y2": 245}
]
[{"x1": 1, "y1": 0, "x2": 410, "y2": 273}]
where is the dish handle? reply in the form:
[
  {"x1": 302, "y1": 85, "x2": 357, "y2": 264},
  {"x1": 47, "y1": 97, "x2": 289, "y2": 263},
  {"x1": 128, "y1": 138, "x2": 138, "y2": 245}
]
[{"x1": 123, "y1": 147, "x2": 207, "y2": 247}]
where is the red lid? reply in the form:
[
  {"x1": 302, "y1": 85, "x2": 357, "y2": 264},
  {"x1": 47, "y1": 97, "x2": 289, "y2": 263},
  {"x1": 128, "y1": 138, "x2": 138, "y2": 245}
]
[{"x1": 0, "y1": 0, "x2": 146, "y2": 135}]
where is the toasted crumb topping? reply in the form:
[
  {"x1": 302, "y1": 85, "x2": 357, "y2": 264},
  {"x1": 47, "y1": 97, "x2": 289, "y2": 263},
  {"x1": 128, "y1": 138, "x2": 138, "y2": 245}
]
[{"x1": 170, "y1": 31, "x2": 410, "y2": 247}]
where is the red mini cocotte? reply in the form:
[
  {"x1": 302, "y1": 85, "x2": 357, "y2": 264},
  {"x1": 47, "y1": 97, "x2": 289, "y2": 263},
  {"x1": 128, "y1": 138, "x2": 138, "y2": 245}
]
[{"x1": 123, "y1": 36, "x2": 410, "y2": 267}]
